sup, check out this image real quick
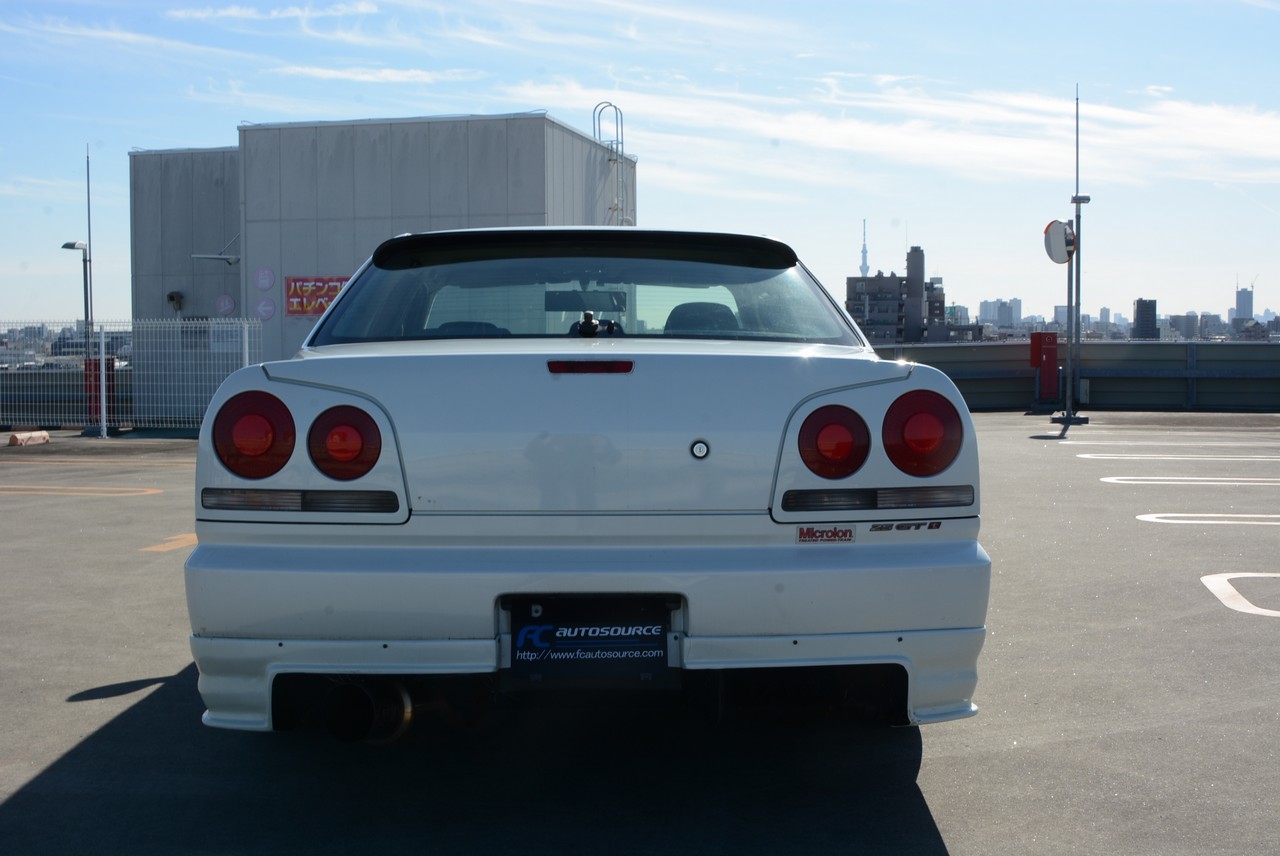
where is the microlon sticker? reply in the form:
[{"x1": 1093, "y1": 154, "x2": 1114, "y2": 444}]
[{"x1": 796, "y1": 525, "x2": 855, "y2": 544}]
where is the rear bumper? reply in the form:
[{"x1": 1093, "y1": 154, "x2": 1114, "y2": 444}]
[
  {"x1": 191, "y1": 626, "x2": 983, "y2": 731},
  {"x1": 186, "y1": 534, "x2": 990, "y2": 731}
]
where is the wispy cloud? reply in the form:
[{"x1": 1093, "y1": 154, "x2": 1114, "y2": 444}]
[
  {"x1": 166, "y1": 3, "x2": 378, "y2": 21},
  {"x1": 182, "y1": 78, "x2": 353, "y2": 117},
  {"x1": 416, "y1": 14, "x2": 617, "y2": 52},
  {"x1": 0, "y1": 176, "x2": 85, "y2": 200},
  {"x1": 504, "y1": 74, "x2": 1280, "y2": 194},
  {"x1": 271, "y1": 65, "x2": 486, "y2": 84},
  {"x1": 163, "y1": 2, "x2": 420, "y2": 50},
  {"x1": 503, "y1": 0, "x2": 806, "y2": 39},
  {"x1": 377, "y1": 0, "x2": 807, "y2": 58},
  {"x1": 6, "y1": 17, "x2": 262, "y2": 63}
]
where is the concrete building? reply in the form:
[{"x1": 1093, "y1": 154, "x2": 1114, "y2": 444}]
[
  {"x1": 129, "y1": 112, "x2": 638, "y2": 363},
  {"x1": 845, "y1": 246, "x2": 947, "y2": 343},
  {"x1": 1236, "y1": 286, "x2": 1254, "y2": 322},
  {"x1": 1133, "y1": 298, "x2": 1159, "y2": 340},
  {"x1": 978, "y1": 298, "x2": 1021, "y2": 328},
  {"x1": 1200, "y1": 313, "x2": 1228, "y2": 338},
  {"x1": 1233, "y1": 286, "x2": 1255, "y2": 335},
  {"x1": 1169, "y1": 312, "x2": 1199, "y2": 340}
]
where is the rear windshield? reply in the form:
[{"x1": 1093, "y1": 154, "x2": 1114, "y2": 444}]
[{"x1": 308, "y1": 237, "x2": 860, "y2": 347}]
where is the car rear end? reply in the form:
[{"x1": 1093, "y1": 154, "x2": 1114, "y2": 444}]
[{"x1": 184, "y1": 229, "x2": 990, "y2": 739}]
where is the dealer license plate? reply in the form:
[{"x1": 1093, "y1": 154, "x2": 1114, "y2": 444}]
[{"x1": 506, "y1": 596, "x2": 675, "y2": 689}]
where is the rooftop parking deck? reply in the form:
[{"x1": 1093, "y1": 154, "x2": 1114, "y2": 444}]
[{"x1": 1, "y1": 412, "x2": 1278, "y2": 855}]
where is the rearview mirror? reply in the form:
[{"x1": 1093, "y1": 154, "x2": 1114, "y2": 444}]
[{"x1": 545, "y1": 291, "x2": 627, "y2": 313}]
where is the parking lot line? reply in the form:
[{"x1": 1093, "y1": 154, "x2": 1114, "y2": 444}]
[
  {"x1": 0, "y1": 484, "x2": 164, "y2": 497},
  {"x1": 1201, "y1": 574, "x2": 1280, "y2": 617},
  {"x1": 1136, "y1": 513, "x2": 1280, "y2": 525},
  {"x1": 140, "y1": 534, "x2": 198, "y2": 552}
]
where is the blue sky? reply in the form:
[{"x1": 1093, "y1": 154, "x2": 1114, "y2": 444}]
[{"x1": 3, "y1": 0, "x2": 1278, "y2": 324}]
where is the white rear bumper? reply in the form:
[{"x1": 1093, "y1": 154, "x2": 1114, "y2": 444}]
[{"x1": 186, "y1": 530, "x2": 989, "y2": 731}]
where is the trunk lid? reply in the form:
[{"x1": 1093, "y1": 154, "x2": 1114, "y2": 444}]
[{"x1": 267, "y1": 340, "x2": 909, "y2": 514}]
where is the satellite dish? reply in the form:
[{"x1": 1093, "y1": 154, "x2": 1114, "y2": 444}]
[{"x1": 1044, "y1": 220, "x2": 1075, "y2": 264}]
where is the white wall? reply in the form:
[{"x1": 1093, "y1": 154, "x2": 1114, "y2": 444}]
[{"x1": 133, "y1": 113, "x2": 638, "y2": 362}]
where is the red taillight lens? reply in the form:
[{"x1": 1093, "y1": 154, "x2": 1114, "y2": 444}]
[
  {"x1": 883, "y1": 390, "x2": 963, "y2": 477},
  {"x1": 213, "y1": 391, "x2": 296, "y2": 479},
  {"x1": 799, "y1": 405, "x2": 870, "y2": 479},
  {"x1": 308, "y1": 406, "x2": 381, "y2": 480}
]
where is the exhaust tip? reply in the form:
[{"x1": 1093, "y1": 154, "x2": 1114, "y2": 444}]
[{"x1": 323, "y1": 680, "x2": 413, "y2": 743}]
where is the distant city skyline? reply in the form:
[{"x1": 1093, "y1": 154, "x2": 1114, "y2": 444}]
[{"x1": 862, "y1": 242, "x2": 1272, "y2": 327}]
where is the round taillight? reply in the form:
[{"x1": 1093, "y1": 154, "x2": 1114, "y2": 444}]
[
  {"x1": 883, "y1": 390, "x2": 963, "y2": 477},
  {"x1": 212, "y1": 391, "x2": 295, "y2": 479},
  {"x1": 798, "y1": 405, "x2": 870, "y2": 479},
  {"x1": 308, "y1": 406, "x2": 381, "y2": 480}
]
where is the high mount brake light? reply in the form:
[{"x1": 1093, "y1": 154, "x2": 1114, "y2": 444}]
[
  {"x1": 883, "y1": 390, "x2": 963, "y2": 477},
  {"x1": 798, "y1": 405, "x2": 870, "y2": 479},
  {"x1": 308, "y1": 405, "x2": 382, "y2": 480},
  {"x1": 213, "y1": 391, "x2": 296, "y2": 479},
  {"x1": 547, "y1": 360, "x2": 634, "y2": 374}
]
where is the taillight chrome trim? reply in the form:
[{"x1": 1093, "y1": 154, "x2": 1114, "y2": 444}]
[
  {"x1": 781, "y1": 485, "x2": 974, "y2": 513},
  {"x1": 201, "y1": 488, "x2": 400, "y2": 514}
]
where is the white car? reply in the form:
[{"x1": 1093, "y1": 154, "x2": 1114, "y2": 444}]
[{"x1": 185, "y1": 228, "x2": 990, "y2": 741}]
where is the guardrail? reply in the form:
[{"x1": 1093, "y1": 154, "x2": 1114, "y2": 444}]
[
  {"x1": 1, "y1": 319, "x2": 261, "y2": 432},
  {"x1": 3, "y1": 326, "x2": 1276, "y2": 430},
  {"x1": 877, "y1": 340, "x2": 1280, "y2": 412}
]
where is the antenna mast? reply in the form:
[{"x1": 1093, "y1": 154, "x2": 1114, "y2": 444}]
[{"x1": 859, "y1": 219, "x2": 870, "y2": 277}]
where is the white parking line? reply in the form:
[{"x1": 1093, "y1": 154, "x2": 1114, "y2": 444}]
[
  {"x1": 1103, "y1": 477, "x2": 1280, "y2": 486},
  {"x1": 1137, "y1": 513, "x2": 1280, "y2": 525},
  {"x1": 1079, "y1": 454, "x2": 1280, "y2": 461},
  {"x1": 1201, "y1": 574, "x2": 1280, "y2": 617},
  {"x1": 1064, "y1": 441, "x2": 1273, "y2": 447}
]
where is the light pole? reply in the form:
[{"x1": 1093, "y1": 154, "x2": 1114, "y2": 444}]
[
  {"x1": 1070, "y1": 191, "x2": 1090, "y2": 414},
  {"x1": 60, "y1": 240, "x2": 92, "y2": 358},
  {"x1": 1045, "y1": 90, "x2": 1091, "y2": 436}
]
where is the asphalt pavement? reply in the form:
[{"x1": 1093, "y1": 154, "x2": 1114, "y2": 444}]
[{"x1": 1, "y1": 414, "x2": 1277, "y2": 855}]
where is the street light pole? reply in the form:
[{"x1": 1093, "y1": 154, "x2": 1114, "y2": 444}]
[{"x1": 60, "y1": 240, "x2": 91, "y2": 357}]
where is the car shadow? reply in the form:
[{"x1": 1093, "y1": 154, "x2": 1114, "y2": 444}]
[{"x1": 0, "y1": 664, "x2": 948, "y2": 856}]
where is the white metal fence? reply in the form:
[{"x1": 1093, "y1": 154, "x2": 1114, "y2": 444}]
[{"x1": 0, "y1": 319, "x2": 261, "y2": 431}]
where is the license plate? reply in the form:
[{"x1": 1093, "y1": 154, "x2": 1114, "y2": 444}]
[{"x1": 506, "y1": 596, "x2": 674, "y2": 689}]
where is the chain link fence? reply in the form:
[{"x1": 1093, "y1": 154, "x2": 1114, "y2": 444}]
[{"x1": 0, "y1": 319, "x2": 261, "y2": 431}]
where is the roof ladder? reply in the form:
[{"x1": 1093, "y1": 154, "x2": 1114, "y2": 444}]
[{"x1": 593, "y1": 102, "x2": 632, "y2": 226}]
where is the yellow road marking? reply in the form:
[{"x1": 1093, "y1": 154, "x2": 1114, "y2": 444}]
[
  {"x1": 0, "y1": 458, "x2": 193, "y2": 467},
  {"x1": 141, "y1": 533, "x2": 198, "y2": 552},
  {"x1": 0, "y1": 484, "x2": 164, "y2": 497}
]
